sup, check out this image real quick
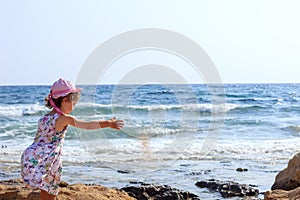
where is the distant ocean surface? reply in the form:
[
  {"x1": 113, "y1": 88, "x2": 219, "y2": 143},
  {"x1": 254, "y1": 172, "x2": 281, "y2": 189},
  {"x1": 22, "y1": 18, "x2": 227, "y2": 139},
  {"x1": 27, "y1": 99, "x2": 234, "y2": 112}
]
[{"x1": 1, "y1": 84, "x2": 300, "y2": 199}]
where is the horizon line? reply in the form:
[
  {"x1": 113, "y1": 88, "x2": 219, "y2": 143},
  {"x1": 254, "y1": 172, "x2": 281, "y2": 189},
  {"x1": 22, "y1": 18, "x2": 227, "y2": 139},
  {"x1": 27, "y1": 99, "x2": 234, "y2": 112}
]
[{"x1": 1, "y1": 82, "x2": 300, "y2": 86}]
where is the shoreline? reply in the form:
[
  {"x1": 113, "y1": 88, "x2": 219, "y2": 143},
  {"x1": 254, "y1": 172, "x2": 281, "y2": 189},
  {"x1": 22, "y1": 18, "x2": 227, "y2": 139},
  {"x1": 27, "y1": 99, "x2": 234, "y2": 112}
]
[
  {"x1": 0, "y1": 157, "x2": 276, "y2": 199},
  {"x1": 0, "y1": 177, "x2": 261, "y2": 200}
]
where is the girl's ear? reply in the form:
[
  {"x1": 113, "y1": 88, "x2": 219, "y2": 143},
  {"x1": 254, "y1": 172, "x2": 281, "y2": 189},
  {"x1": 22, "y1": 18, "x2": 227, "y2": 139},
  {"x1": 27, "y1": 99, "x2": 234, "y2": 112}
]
[{"x1": 62, "y1": 97, "x2": 69, "y2": 103}]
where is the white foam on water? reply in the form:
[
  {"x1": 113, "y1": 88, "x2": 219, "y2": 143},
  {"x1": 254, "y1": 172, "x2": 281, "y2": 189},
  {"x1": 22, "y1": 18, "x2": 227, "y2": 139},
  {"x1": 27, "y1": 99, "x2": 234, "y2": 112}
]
[
  {"x1": 0, "y1": 103, "x2": 46, "y2": 117},
  {"x1": 77, "y1": 102, "x2": 239, "y2": 113}
]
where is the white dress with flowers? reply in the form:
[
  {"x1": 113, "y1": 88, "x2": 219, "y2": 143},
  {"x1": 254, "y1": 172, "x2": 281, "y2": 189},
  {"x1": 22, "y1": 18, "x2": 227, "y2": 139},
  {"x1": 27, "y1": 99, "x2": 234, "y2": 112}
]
[{"x1": 21, "y1": 113, "x2": 66, "y2": 195}]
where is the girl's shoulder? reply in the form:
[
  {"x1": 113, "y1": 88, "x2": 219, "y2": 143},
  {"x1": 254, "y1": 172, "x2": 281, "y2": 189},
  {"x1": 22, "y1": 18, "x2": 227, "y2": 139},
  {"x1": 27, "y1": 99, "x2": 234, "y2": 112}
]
[
  {"x1": 55, "y1": 114, "x2": 74, "y2": 132},
  {"x1": 56, "y1": 114, "x2": 74, "y2": 123}
]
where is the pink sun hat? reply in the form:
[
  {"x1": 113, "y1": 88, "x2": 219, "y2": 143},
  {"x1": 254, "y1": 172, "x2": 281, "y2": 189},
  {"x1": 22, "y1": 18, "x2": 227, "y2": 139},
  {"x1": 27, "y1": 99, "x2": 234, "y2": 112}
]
[{"x1": 50, "y1": 78, "x2": 82, "y2": 99}]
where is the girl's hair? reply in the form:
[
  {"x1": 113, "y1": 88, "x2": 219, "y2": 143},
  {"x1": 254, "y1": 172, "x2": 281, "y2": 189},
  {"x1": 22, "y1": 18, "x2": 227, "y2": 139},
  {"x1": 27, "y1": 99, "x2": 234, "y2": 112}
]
[{"x1": 45, "y1": 92, "x2": 81, "y2": 109}]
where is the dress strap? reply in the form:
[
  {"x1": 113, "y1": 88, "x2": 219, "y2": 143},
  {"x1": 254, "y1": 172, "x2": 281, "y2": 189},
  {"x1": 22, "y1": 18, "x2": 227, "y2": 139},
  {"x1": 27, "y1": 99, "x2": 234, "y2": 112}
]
[{"x1": 48, "y1": 94, "x2": 64, "y2": 115}]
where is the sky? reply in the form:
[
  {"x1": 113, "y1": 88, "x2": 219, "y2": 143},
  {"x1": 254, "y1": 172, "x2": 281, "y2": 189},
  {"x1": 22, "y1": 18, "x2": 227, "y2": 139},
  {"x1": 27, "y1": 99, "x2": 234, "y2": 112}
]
[{"x1": 1, "y1": 0, "x2": 300, "y2": 85}]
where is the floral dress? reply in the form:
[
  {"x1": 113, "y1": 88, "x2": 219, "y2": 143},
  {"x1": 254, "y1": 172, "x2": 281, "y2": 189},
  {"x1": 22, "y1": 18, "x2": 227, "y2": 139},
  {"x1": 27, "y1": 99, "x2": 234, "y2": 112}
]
[{"x1": 21, "y1": 113, "x2": 67, "y2": 195}]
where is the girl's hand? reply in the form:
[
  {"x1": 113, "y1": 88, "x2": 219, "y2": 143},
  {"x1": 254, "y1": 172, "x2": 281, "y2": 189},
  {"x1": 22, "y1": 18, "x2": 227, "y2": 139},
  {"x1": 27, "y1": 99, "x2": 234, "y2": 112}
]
[{"x1": 108, "y1": 117, "x2": 124, "y2": 130}]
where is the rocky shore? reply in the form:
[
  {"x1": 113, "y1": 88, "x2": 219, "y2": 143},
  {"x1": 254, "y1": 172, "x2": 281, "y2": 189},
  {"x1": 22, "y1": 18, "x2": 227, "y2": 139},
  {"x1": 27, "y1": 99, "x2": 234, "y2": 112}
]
[
  {"x1": 0, "y1": 179, "x2": 135, "y2": 200},
  {"x1": 0, "y1": 179, "x2": 203, "y2": 200},
  {"x1": 0, "y1": 178, "x2": 262, "y2": 200},
  {"x1": 0, "y1": 178, "x2": 261, "y2": 200},
  {"x1": 4, "y1": 152, "x2": 300, "y2": 200}
]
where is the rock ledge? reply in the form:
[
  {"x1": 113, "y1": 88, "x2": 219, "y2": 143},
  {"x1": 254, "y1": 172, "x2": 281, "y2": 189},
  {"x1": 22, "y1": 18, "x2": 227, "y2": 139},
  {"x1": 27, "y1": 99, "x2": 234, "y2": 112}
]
[{"x1": 0, "y1": 178, "x2": 135, "y2": 200}]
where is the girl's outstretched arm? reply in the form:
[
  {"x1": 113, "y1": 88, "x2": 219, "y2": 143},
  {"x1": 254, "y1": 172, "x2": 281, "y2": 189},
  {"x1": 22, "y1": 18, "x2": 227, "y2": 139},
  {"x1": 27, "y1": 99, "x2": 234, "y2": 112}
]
[{"x1": 56, "y1": 115, "x2": 123, "y2": 131}]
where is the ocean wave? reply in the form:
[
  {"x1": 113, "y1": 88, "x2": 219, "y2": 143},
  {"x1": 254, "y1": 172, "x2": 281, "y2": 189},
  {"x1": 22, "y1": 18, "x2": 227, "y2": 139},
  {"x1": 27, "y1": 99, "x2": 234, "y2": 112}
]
[
  {"x1": 237, "y1": 97, "x2": 281, "y2": 102},
  {"x1": 278, "y1": 106, "x2": 300, "y2": 113},
  {"x1": 78, "y1": 102, "x2": 239, "y2": 114},
  {"x1": 282, "y1": 125, "x2": 300, "y2": 133},
  {"x1": 1, "y1": 136, "x2": 299, "y2": 165},
  {"x1": 68, "y1": 137, "x2": 300, "y2": 163},
  {"x1": 205, "y1": 139, "x2": 299, "y2": 161},
  {"x1": 0, "y1": 102, "x2": 240, "y2": 117},
  {"x1": 0, "y1": 104, "x2": 46, "y2": 117},
  {"x1": 232, "y1": 105, "x2": 270, "y2": 113}
]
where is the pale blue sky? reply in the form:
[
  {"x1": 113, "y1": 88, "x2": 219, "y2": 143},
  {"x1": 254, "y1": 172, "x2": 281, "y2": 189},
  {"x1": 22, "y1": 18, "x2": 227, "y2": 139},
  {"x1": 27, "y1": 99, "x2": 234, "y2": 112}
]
[{"x1": 1, "y1": 0, "x2": 300, "y2": 85}]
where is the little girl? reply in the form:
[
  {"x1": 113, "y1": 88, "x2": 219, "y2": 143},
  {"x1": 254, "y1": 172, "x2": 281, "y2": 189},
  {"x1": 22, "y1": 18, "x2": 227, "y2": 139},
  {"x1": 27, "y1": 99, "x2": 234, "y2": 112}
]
[{"x1": 21, "y1": 78, "x2": 123, "y2": 200}]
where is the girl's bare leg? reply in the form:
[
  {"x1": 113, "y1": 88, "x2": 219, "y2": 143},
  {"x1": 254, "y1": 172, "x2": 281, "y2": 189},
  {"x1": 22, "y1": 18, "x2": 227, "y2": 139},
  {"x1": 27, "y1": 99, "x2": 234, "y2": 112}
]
[{"x1": 39, "y1": 190, "x2": 56, "y2": 200}]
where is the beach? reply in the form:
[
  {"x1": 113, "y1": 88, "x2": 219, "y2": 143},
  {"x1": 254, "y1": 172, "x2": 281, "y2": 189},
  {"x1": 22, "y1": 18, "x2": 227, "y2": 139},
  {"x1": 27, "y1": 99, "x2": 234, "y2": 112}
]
[{"x1": 1, "y1": 83, "x2": 300, "y2": 199}]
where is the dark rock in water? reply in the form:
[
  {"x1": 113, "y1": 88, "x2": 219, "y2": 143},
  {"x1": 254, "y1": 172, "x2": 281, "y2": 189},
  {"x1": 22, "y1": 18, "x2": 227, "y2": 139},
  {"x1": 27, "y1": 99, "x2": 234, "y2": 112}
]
[
  {"x1": 236, "y1": 167, "x2": 248, "y2": 172},
  {"x1": 121, "y1": 184, "x2": 200, "y2": 200},
  {"x1": 187, "y1": 170, "x2": 211, "y2": 176},
  {"x1": 117, "y1": 169, "x2": 132, "y2": 174},
  {"x1": 129, "y1": 181, "x2": 144, "y2": 185},
  {"x1": 195, "y1": 179, "x2": 259, "y2": 198}
]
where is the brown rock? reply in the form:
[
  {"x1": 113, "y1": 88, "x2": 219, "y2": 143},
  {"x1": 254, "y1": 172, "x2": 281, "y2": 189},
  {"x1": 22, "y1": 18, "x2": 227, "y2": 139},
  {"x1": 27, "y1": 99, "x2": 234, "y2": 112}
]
[
  {"x1": 271, "y1": 153, "x2": 300, "y2": 191},
  {"x1": 264, "y1": 187, "x2": 300, "y2": 200},
  {"x1": 0, "y1": 178, "x2": 136, "y2": 200}
]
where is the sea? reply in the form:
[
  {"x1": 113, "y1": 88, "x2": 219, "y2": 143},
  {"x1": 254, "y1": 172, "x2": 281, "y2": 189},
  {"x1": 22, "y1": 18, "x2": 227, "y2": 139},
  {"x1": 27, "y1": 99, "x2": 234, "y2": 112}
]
[{"x1": 1, "y1": 83, "x2": 300, "y2": 199}]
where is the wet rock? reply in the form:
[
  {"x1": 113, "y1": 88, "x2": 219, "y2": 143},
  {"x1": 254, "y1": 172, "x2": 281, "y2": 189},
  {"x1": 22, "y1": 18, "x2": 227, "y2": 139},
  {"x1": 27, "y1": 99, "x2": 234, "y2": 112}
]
[
  {"x1": 236, "y1": 167, "x2": 248, "y2": 172},
  {"x1": 129, "y1": 181, "x2": 144, "y2": 185},
  {"x1": 117, "y1": 169, "x2": 132, "y2": 174},
  {"x1": 271, "y1": 153, "x2": 300, "y2": 191},
  {"x1": 187, "y1": 170, "x2": 211, "y2": 176},
  {"x1": 121, "y1": 183, "x2": 200, "y2": 200},
  {"x1": 195, "y1": 179, "x2": 259, "y2": 198}
]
